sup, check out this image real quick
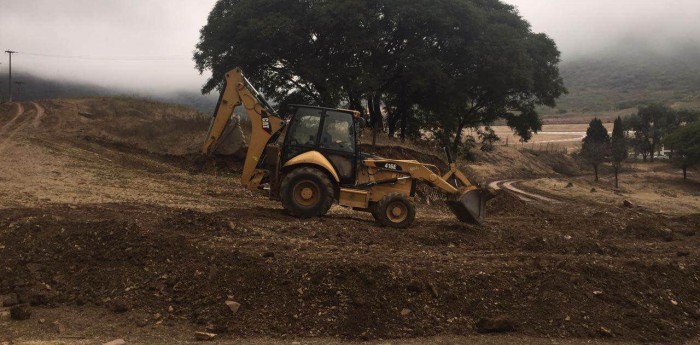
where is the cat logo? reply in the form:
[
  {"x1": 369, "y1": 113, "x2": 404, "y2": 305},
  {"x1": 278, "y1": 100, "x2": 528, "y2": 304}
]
[
  {"x1": 382, "y1": 163, "x2": 401, "y2": 171},
  {"x1": 262, "y1": 117, "x2": 271, "y2": 134}
]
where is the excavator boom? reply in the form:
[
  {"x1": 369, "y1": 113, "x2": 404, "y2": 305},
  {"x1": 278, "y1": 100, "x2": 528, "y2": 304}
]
[{"x1": 202, "y1": 68, "x2": 285, "y2": 186}]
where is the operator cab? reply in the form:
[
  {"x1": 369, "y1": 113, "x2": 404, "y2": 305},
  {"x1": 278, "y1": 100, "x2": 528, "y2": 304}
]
[{"x1": 281, "y1": 105, "x2": 360, "y2": 186}]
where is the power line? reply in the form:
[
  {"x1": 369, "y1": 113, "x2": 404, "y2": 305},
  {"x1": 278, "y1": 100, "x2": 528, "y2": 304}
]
[{"x1": 18, "y1": 51, "x2": 191, "y2": 61}]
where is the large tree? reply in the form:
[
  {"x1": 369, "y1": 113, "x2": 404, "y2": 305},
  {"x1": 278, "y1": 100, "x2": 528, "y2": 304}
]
[
  {"x1": 581, "y1": 118, "x2": 610, "y2": 182},
  {"x1": 193, "y1": 0, "x2": 565, "y2": 147}
]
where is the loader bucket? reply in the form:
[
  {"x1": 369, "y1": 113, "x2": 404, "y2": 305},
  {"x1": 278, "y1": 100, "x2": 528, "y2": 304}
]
[{"x1": 447, "y1": 188, "x2": 492, "y2": 224}]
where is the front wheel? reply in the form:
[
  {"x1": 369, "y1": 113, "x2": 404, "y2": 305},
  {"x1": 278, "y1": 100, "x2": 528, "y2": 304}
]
[
  {"x1": 280, "y1": 167, "x2": 335, "y2": 218},
  {"x1": 374, "y1": 193, "x2": 416, "y2": 229}
]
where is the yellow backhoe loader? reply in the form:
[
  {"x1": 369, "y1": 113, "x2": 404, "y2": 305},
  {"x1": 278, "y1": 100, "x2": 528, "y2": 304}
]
[{"x1": 202, "y1": 68, "x2": 494, "y2": 228}]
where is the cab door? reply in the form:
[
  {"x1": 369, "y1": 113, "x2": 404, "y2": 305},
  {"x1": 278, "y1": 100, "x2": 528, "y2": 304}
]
[
  {"x1": 315, "y1": 110, "x2": 357, "y2": 186},
  {"x1": 282, "y1": 108, "x2": 357, "y2": 186},
  {"x1": 282, "y1": 107, "x2": 324, "y2": 168}
]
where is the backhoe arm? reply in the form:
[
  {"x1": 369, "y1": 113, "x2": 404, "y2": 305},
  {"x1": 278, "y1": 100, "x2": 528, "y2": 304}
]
[{"x1": 202, "y1": 68, "x2": 285, "y2": 186}]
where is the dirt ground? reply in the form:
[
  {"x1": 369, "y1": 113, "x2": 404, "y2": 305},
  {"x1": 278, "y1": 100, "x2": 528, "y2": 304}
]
[{"x1": 1, "y1": 99, "x2": 700, "y2": 344}]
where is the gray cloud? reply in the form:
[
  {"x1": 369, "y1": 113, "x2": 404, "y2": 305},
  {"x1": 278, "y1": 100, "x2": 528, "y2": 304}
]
[
  {"x1": 1, "y1": 0, "x2": 699, "y2": 94},
  {"x1": 503, "y1": 0, "x2": 700, "y2": 59},
  {"x1": 0, "y1": 0, "x2": 217, "y2": 93}
]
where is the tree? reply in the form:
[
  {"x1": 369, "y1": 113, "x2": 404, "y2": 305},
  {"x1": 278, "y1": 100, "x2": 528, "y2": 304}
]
[
  {"x1": 610, "y1": 116, "x2": 628, "y2": 188},
  {"x1": 581, "y1": 118, "x2": 610, "y2": 182},
  {"x1": 193, "y1": 0, "x2": 566, "y2": 148},
  {"x1": 623, "y1": 104, "x2": 676, "y2": 162},
  {"x1": 664, "y1": 120, "x2": 700, "y2": 180}
]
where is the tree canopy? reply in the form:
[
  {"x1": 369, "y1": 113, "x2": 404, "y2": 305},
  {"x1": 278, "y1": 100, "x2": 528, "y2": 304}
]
[
  {"x1": 194, "y1": 0, "x2": 566, "y2": 148},
  {"x1": 623, "y1": 104, "x2": 698, "y2": 162},
  {"x1": 664, "y1": 120, "x2": 700, "y2": 180}
]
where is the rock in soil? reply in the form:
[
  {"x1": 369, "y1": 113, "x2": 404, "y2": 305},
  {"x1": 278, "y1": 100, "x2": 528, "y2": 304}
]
[
  {"x1": 10, "y1": 304, "x2": 31, "y2": 320},
  {"x1": 53, "y1": 320, "x2": 66, "y2": 333},
  {"x1": 0, "y1": 293, "x2": 19, "y2": 307},
  {"x1": 599, "y1": 326, "x2": 614, "y2": 337},
  {"x1": 225, "y1": 300, "x2": 241, "y2": 314},
  {"x1": 623, "y1": 200, "x2": 633, "y2": 208},
  {"x1": 110, "y1": 300, "x2": 129, "y2": 313},
  {"x1": 195, "y1": 331, "x2": 217, "y2": 341},
  {"x1": 475, "y1": 316, "x2": 516, "y2": 333},
  {"x1": 102, "y1": 339, "x2": 127, "y2": 345}
]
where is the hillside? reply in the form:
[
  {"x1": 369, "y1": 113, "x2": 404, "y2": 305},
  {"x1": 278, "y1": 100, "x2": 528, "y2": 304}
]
[
  {"x1": 550, "y1": 47, "x2": 700, "y2": 114},
  {"x1": 1, "y1": 97, "x2": 700, "y2": 343},
  {"x1": 4, "y1": 45, "x2": 700, "y2": 119},
  {"x1": 0, "y1": 72, "x2": 219, "y2": 114}
]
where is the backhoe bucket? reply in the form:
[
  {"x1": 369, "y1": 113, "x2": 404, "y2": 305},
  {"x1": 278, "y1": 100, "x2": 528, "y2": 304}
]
[
  {"x1": 207, "y1": 115, "x2": 246, "y2": 156},
  {"x1": 447, "y1": 188, "x2": 491, "y2": 224}
]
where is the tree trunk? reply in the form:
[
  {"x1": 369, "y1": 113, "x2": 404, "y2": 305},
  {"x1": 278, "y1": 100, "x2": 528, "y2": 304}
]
[
  {"x1": 369, "y1": 93, "x2": 382, "y2": 147},
  {"x1": 594, "y1": 164, "x2": 599, "y2": 182},
  {"x1": 614, "y1": 166, "x2": 619, "y2": 188},
  {"x1": 452, "y1": 113, "x2": 467, "y2": 152},
  {"x1": 387, "y1": 113, "x2": 397, "y2": 137},
  {"x1": 347, "y1": 93, "x2": 364, "y2": 117},
  {"x1": 400, "y1": 108, "x2": 408, "y2": 142}
]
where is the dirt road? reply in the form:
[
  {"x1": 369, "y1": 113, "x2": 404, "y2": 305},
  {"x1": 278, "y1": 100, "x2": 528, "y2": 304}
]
[
  {"x1": 489, "y1": 180, "x2": 559, "y2": 203},
  {"x1": 1, "y1": 99, "x2": 700, "y2": 344}
]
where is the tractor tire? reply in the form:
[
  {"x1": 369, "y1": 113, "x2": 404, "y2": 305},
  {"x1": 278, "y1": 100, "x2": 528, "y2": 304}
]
[
  {"x1": 375, "y1": 193, "x2": 416, "y2": 229},
  {"x1": 280, "y1": 166, "x2": 335, "y2": 219}
]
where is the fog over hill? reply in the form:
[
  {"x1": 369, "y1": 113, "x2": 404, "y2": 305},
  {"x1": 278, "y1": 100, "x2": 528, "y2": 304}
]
[
  {"x1": 551, "y1": 43, "x2": 700, "y2": 113},
  {"x1": 3, "y1": 42, "x2": 699, "y2": 116},
  {"x1": 1, "y1": 0, "x2": 699, "y2": 114},
  {"x1": 0, "y1": 72, "x2": 219, "y2": 114}
]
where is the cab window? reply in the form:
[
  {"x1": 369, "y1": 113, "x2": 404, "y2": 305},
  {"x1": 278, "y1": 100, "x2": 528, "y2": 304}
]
[
  {"x1": 287, "y1": 108, "x2": 322, "y2": 146},
  {"x1": 320, "y1": 111, "x2": 355, "y2": 153}
]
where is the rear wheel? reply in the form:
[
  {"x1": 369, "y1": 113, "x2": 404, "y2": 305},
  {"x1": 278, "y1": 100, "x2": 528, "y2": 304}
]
[
  {"x1": 375, "y1": 193, "x2": 416, "y2": 229},
  {"x1": 280, "y1": 167, "x2": 335, "y2": 218}
]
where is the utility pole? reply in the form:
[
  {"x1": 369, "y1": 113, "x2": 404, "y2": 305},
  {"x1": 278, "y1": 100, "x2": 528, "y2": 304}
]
[{"x1": 5, "y1": 50, "x2": 17, "y2": 102}]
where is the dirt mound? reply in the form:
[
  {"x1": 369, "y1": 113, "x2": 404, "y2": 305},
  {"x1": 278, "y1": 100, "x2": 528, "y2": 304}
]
[
  {"x1": 485, "y1": 191, "x2": 545, "y2": 217},
  {"x1": 2, "y1": 202, "x2": 700, "y2": 342},
  {"x1": 38, "y1": 97, "x2": 210, "y2": 155},
  {"x1": 466, "y1": 146, "x2": 585, "y2": 181}
]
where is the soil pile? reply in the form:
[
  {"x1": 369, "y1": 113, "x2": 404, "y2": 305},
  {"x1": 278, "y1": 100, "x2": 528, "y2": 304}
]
[{"x1": 1, "y1": 202, "x2": 700, "y2": 342}]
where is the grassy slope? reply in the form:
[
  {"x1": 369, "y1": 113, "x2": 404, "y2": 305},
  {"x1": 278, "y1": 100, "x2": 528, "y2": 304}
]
[{"x1": 547, "y1": 48, "x2": 700, "y2": 115}]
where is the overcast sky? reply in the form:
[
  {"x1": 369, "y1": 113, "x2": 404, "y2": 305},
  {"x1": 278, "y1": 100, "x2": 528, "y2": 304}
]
[{"x1": 1, "y1": 0, "x2": 699, "y2": 94}]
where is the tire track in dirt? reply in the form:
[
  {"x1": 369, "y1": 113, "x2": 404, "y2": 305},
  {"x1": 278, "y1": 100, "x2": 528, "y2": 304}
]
[
  {"x1": 31, "y1": 102, "x2": 45, "y2": 128},
  {"x1": 0, "y1": 103, "x2": 35, "y2": 155},
  {"x1": 489, "y1": 179, "x2": 559, "y2": 203},
  {"x1": 0, "y1": 102, "x2": 25, "y2": 136}
]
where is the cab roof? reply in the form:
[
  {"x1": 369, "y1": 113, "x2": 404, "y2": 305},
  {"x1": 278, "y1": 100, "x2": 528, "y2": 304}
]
[{"x1": 289, "y1": 104, "x2": 361, "y2": 118}]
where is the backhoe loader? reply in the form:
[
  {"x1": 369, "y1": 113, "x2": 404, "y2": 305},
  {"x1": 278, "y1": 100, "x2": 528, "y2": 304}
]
[{"x1": 202, "y1": 68, "x2": 494, "y2": 228}]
